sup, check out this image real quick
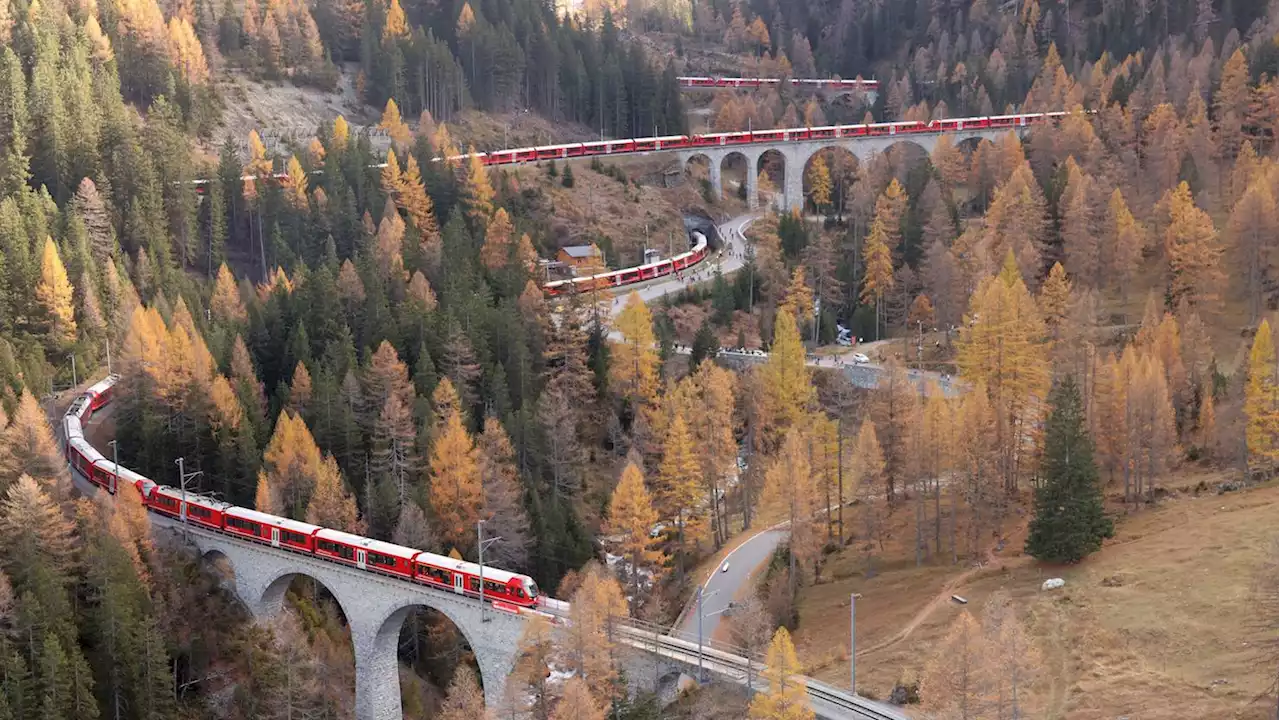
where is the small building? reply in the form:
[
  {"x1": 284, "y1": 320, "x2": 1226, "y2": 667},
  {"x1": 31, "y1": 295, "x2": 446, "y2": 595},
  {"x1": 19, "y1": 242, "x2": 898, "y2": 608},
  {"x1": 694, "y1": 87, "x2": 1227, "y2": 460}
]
[{"x1": 557, "y1": 244, "x2": 603, "y2": 270}]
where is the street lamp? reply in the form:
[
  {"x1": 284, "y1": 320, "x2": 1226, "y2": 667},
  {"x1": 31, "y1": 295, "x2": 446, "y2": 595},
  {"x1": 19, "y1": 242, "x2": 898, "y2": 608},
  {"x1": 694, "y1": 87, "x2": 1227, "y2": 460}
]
[
  {"x1": 476, "y1": 519, "x2": 502, "y2": 623},
  {"x1": 850, "y1": 592, "x2": 863, "y2": 694}
]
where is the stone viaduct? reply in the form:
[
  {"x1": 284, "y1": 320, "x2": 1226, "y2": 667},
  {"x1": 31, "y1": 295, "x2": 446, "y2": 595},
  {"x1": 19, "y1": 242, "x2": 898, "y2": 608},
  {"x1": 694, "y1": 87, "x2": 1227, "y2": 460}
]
[
  {"x1": 679, "y1": 124, "x2": 1034, "y2": 212},
  {"x1": 166, "y1": 520, "x2": 526, "y2": 720}
]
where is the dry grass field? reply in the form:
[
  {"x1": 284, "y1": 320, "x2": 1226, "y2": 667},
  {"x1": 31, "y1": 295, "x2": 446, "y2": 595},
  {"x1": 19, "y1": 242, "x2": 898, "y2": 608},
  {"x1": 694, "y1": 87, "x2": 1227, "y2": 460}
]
[{"x1": 790, "y1": 469, "x2": 1278, "y2": 719}]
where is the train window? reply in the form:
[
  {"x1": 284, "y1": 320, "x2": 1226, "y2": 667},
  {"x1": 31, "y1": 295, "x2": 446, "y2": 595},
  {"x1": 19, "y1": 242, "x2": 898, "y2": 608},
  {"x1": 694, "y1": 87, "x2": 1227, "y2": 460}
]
[
  {"x1": 282, "y1": 531, "x2": 306, "y2": 545},
  {"x1": 368, "y1": 552, "x2": 396, "y2": 566},
  {"x1": 485, "y1": 580, "x2": 504, "y2": 594},
  {"x1": 470, "y1": 578, "x2": 480, "y2": 592}
]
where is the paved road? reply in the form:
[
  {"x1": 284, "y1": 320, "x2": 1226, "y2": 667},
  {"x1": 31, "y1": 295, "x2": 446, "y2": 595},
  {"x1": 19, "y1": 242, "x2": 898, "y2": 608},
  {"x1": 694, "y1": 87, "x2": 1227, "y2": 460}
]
[
  {"x1": 605, "y1": 212, "x2": 757, "y2": 324},
  {"x1": 677, "y1": 526, "x2": 786, "y2": 640}
]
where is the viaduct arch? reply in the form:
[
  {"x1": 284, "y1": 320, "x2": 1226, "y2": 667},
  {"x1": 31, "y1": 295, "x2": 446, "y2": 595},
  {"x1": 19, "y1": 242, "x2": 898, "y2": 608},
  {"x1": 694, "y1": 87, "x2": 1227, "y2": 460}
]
[
  {"x1": 178, "y1": 523, "x2": 526, "y2": 720},
  {"x1": 679, "y1": 125, "x2": 1035, "y2": 212}
]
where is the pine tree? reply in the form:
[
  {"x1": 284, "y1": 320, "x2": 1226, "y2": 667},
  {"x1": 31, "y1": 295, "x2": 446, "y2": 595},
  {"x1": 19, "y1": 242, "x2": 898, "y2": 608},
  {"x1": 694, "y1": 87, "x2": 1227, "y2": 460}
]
[
  {"x1": 72, "y1": 178, "x2": 116, "y2": 265},
  {"x1": 1104, "y1": 188, "x2": 1144, "y2": 295},
  {"x1": 918, "y1": 611, "x2": 992, "y2": 718},
  {"x1": 778, "y1": 265, "x2": 815, "y2": 331},
  {"x1": 982, "y1": 163, "x2": 1047, "y2": 283},
  {"x1": 0, "y1": 47, "x2": 29, "y2": 197},
  {"x1": 861, "y1": 182, "x2": 899, "y2": 339},
  {"x1": 259, "y1": 411, "x2": 327, "y2": 519},
  {"x1": 370, "y1": 393, "x2": 419, "y2": 507},
  {"x1": 1244, "y1": 320, "x2": 1278, "y2": 474},
  {"x1": 1038, "y1": 262, "x2": 1071, "y2": 334},
  {"x1": 748, "y1": 627, "x2": 813, "y2": 720},
  {"x1": 282, "y1": 155, "x2": 309, "y2": 210},
  {"x1": 957, "y1": 254, "x2": 1050, "y2": 493},
  {"x1": 1025, "y1": 376, "x2": 1113, "y2": 563},
  {"x1": 761, "y1": 429, "x2": 820, "y2": 597},
  {"x1": 35, "y1": 237, "x2": 77, "y2": 349},
  {"x1": 611, "y1": 292, "x2": 659, "y2": 405},
  {"x1": 462, "y1": 147, "x2": 495, "y2": 224},
  {"x1": 211, "y1": 263, "x2": 246, "y2": 325},
  {"x1": 1228, "y1": 175, "x2": 1279, "y2": 323},
  {"x1": 805, "y1": 154, "x2": 832, "y2": 213},
  {"x1": 304, "y1": 455, "x2": 362, "y2": 533},
  {"x1": 1163, "y1": 182, "x2": 1224, "y2": 312},
  {"x1": 476, "y1": 417, "x2": 530, "y2": 569},
  {"x1": 658, "y1": 411, "x2": 703, "y2": 553},
  {"x1": 428, "y1": 391, "x2": 483, "y2": 555},
  {"x1": 560, "y1": 563, "x2": 627, "y2": 703},
  {"x1": 0, "y1": 391, "x2": 67, "y2": 492},
  {"x1": 760, "y1": 310, "x2": 814, "y2": 452},
  {"x1": 606, "y1": 462, "x2": 661, "y2": 610},
  {"x1": 551, "y1": 677, "x2": 605, "y2": 720},
  {"x1": 438, "y1": 665, "x2": 489, "y2": 720},
  {"x1": 480, "y1": 207, "x2": 514, "y2": 271},
  {"x1": 380, "y1": 148, "x2": 403, "y2": 202}
]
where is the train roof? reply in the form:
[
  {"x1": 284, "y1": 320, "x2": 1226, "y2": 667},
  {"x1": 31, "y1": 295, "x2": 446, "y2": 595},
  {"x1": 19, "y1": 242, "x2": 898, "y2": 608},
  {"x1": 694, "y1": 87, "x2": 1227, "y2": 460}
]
[
  {"x1": 225, "y1": 506, "x2": 321, "y2": 534},
  {"x1": 85, "y1": 374, "x2": 120, "y2": 397},
  {"x1": 69, "y1": 436, "x2": 105, "y2": 461},
  {"x1": 151, "y1": 485, "x2": 234, "y2": 511},
  {"x1": 68, "y1": 395, "x2": 92, "y2": 419},
  {"x1": 64, "y1": 416, "x2": 84, "y2": 440},
  {"x1": 92, "y1": 461, "x2": 152, "y2": 485},
  {"x1": 315, "y1": 528, "x2": 422, "y2": 560},
  {"x1": 412, "y1": 549, "x2": 526, "y2": 584}
]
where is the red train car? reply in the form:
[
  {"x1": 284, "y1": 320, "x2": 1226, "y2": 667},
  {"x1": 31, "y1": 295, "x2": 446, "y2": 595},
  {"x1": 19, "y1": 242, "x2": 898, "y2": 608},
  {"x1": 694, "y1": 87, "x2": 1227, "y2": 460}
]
[
  {"x1": 412, "y1": 552, "x2": 540, "y2": 607},
  {"x1": 314, "y1": 529, "x2": 419, "y2": 579},
  {"x1": 146, "y1": 486, "x2": 231, "y2": 531},
  {"x1": 223, "y1": 507, "x2": 321, "y2": 552}
]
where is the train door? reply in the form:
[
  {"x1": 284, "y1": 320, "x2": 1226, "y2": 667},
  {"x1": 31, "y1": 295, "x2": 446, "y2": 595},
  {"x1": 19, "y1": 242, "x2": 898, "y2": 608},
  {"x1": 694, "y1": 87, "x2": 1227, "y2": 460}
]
[
  {"x1": 453, "y1": 572, "x2": 465, "y2": 595},
  {"x1": 356, "y1": 549, "x2": 367, "y2": 570},
  {"x1": 270, "y1": 528, "x2": 280, "y2": 548}
]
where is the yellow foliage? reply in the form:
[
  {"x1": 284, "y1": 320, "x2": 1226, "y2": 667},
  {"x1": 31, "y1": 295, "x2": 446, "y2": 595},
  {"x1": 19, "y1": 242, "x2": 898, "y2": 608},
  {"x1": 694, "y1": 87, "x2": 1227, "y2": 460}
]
[
  {"x1": 610, "y1": 292, "x2": 659, "y2": 404},
  {"x1": 35, "y1": 237, "x2": 77, "y2": 348},
  {"x1": 428, "y1": 402, "x2": 483, "y2": 553},
  {"x1": 379, "y1": 98, "x2": 412, "y2": 146},
  {"x1": 1245, "y1": 319, "x2": 1278, "y2": 470},
  {"x1": 749, "y1": 627, "x2": 813, "y2": 720},
  {"x1": 165, "y1": 16, "x2": 209, "y2": 84},
  {"x1": 283, "y1": 155, "x2": 309, "y2": 210},
  {"x1": 383, "y1": 0, "x2": 408, "y2": 39}
]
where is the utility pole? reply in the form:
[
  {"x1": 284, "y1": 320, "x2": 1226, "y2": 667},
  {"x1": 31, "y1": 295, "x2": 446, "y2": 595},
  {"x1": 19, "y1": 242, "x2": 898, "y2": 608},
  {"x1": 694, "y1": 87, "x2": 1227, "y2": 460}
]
[
  {"x1": 105, "y1": 337, "x2": 111, "y2": 375},
  {"x1": 68, "y1": 354, "x2": 77, "y2": 388},
  {"x1": 176, "y1": 458, "x2": 202, "y2": 540},
  {"x1": 850, "y1": 592, "x2": 862, "y2": 695},
  {"x1": 108, "y1": 440, "x2": 119, "y2": 494},
  {"x1": 477, "y1": 520, "x2": 502, "y2": 623}
]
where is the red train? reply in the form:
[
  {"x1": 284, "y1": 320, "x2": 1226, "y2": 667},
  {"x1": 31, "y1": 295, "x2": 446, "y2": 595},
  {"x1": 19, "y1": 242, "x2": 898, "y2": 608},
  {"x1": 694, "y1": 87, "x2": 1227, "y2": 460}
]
[
  {"x1": 542, "y1": 231, "x2": 709, "y2": 297},
  {"x1": 677, "y1": 76, "x2": 880, "y2": 92},
  {"x1": 463, "y1": 111, "x2": 1066, "y2": 169},
  {"x1": 62, "y1": 376, "x2": 541, "y2": 610}
]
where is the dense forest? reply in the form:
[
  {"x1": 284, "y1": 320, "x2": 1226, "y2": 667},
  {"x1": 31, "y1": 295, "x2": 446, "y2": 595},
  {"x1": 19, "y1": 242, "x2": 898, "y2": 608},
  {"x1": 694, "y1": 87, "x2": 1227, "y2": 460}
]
[{"x1": 0, "y1": 0, "x2": 1277, "y2": 716}]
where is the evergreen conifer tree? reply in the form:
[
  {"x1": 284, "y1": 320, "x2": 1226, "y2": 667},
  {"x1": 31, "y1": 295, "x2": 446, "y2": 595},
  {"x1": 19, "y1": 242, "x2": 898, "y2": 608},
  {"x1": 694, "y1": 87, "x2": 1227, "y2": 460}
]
[{"x1": 1025, "y1": 376, "x2": 1113, "y2": 563}]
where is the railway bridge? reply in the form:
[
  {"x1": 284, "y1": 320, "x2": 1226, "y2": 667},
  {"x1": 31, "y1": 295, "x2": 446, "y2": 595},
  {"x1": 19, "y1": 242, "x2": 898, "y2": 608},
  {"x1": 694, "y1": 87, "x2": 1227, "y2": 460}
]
[
  {"x1": 680, "y1": 118, "x2": 1047, "y2": 212},
  {"x1": 138, "y1": 515, "x2": 907, "y2": 720},
  {"x1": 170, "y1": 518, "x2": 526, "y2": 719}
]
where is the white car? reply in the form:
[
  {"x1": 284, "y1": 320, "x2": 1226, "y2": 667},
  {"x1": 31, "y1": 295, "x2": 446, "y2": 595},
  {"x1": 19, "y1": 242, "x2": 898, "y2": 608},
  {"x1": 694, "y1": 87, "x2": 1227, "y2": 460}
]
[
  {"x1": 851, "y1": 352, "x2": 870, "y2": 364},
  {"x1": 720, "y1": 561, "x2": 731, "y2": 573}
]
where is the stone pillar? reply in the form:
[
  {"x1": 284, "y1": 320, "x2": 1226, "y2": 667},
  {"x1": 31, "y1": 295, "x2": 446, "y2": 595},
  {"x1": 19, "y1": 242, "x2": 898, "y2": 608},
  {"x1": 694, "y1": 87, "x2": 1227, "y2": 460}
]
[
  {"x1": 744, "y1": 150, "x2": 762, "y2": 210},
  {"x1": 782, "y1": 147, "x2": 805, "y2": 213},
  {"x1": 708, "y1": 153, "x2": 723, "y2": 201},
  {"x1": 352, "y1": 612, "x2": 401, "y2": 720}
]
